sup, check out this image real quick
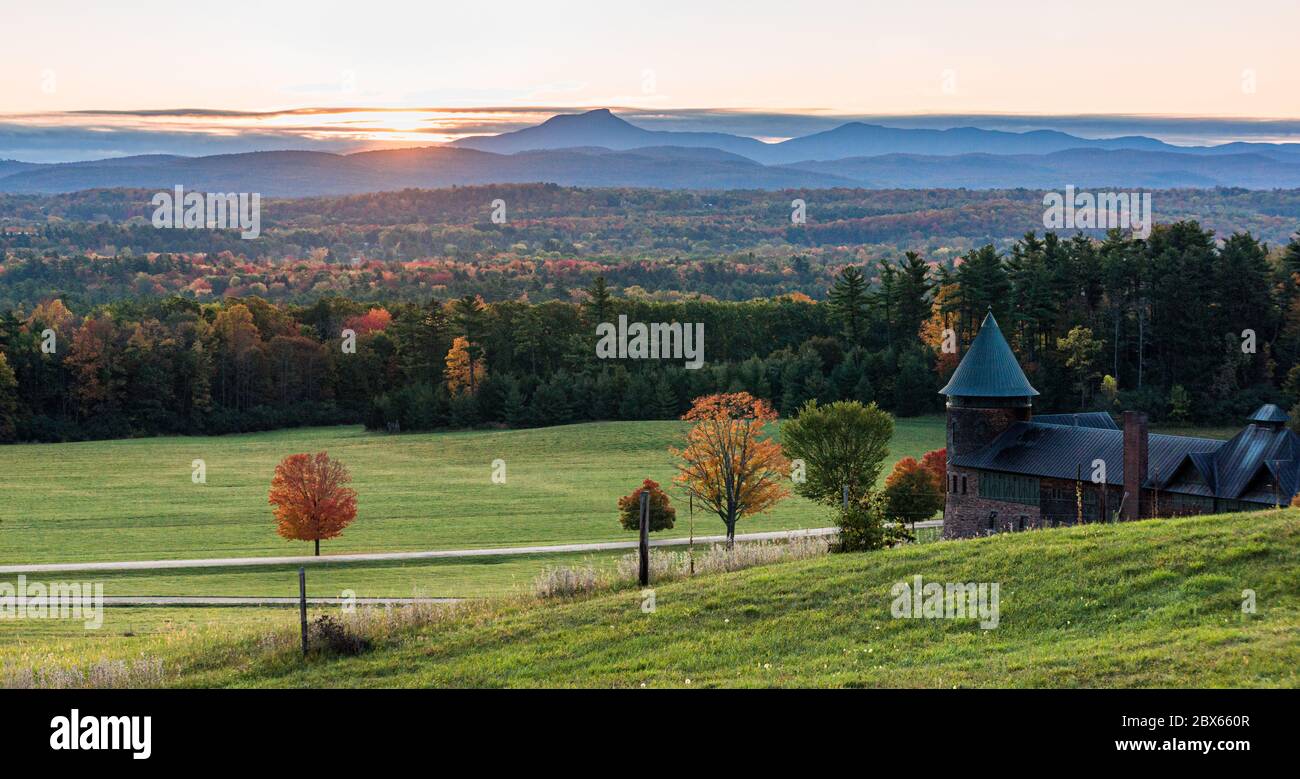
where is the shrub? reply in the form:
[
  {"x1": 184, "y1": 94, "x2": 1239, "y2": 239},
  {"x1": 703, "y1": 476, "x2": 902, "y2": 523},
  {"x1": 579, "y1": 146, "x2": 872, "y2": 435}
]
[
  {"x1": 308, "y1": 614, "x2": 372, "y2": 656},
  {"x1": 836, "y1": 492, "x2": 913, "y2": 552}
]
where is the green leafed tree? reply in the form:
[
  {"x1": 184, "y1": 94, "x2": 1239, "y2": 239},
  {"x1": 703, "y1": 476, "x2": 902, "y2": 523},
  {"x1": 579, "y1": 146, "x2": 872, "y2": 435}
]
[
  {"x1": 781, "y1": 399, "x2": 894, "y2": 505},
  {"x1": 1057, "y1": 325, "x2": 1103, "y2": 409}
]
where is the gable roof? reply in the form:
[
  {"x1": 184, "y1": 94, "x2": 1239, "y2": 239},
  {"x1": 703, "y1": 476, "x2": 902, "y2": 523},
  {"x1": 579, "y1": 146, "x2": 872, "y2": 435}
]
[
  {"x1": 939, "y1": 311, "x2": 1039, "y2": 398},
  {"x1": 952, "y1": 415, "x2": 1300, "y2": 506},
  {"x1": 951, "y1": 422, "x2": 1220, "y2": 488}
]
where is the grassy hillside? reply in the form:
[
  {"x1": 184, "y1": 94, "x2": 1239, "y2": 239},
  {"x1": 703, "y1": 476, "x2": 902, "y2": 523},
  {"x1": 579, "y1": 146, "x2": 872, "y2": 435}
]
[
  {"x1": 0, "y1": 418, "x2": 943, "y2": 565},
  {"x1": 165, "y1": 508, "x2": 1298, "y2": 688}
]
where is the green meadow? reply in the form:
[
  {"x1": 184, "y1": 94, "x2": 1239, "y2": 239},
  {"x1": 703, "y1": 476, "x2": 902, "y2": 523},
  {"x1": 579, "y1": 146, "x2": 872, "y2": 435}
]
[
  {"x1": 0, "y1": 417, "x2": 945, "y2": 566},
  {"x1": 4, "y1": 509, "x2": 1294, "y2": 688}
]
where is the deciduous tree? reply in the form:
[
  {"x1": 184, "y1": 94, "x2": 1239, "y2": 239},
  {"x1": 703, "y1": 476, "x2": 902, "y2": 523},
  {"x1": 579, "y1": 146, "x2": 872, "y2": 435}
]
[
  {"x1": 617, "y1": 478, "x2": 676, "y2": 532},
  {"x1": 883, "y1": 452, "x2": 945, "y2": 526},
  {"x1": 672, "y1": 392, "x2": 789, "y2": 545},
  {"x1": 781, "y1": 399, "x2": 894, "y2": 505},
  {"x1": 268, "y1": 451, "x2": 358, "y2": 556}
]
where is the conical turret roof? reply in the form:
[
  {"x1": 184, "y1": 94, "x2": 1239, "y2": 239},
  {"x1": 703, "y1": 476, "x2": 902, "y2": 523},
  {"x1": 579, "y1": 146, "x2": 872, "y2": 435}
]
[{"x1": 939, "y1": 311, "x2": 1039, "y2": 398}]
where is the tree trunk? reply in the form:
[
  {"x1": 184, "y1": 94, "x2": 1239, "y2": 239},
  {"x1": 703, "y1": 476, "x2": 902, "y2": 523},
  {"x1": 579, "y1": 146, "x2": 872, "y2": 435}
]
[
  {"x1": 726, "y1": 516, "x2": 736, "y2": 548},
  {"x1": 314, "y1": 538, "x2": 320, "y2": 556}
]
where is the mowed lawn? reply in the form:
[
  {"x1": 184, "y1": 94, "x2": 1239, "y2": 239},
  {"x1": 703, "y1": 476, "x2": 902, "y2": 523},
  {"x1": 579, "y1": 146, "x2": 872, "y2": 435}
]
[
  {"x1": 0, "y1": 417, "x2": 946, "y2": 565},
  {"x1": 8, "y1": 508, "x2": 1292, "y2": 688},
  {"x1": 198, "y1": 509, "x2": 1300, "y2": 688}
]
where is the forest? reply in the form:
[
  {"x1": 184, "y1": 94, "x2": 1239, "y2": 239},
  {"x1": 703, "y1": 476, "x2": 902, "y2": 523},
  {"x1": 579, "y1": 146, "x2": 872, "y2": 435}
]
[
  {"x1": 3, "y1": 185, "x2": 1300, "y2": 309},
  {"x1": 1, "y1": 220, "x2": 1298, "y2": 443}
]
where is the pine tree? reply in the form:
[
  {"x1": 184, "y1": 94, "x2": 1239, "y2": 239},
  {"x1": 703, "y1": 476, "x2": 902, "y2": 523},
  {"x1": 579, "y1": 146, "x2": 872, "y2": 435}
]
[
  {"x1": 451, "y1": 295, "x2": 486, "y2": 393},
  {"x1": 502, "y1": 376, "x2": 530, "y2": 428},
  {"x1": 892, "y1": 251, "x2": 934, "y2": 345},
  {"x1": 584, "y1": 275, "x2": 614, "y2": 326},
  {"x1": 0, "y1": 351, "x2": 19, "y2": 442},
  {"x1": 827, "y1": 266, "x2": 869, "y2": 346},
  {"x1": 651, "y1": 375, "x2": 678, "y2": 419}
]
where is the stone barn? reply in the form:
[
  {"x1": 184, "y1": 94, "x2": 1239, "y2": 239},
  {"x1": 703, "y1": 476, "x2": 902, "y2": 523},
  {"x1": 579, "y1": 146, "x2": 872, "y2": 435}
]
[{"x1": 940, "y1": 311, "x2": 1300, "y2": 538}]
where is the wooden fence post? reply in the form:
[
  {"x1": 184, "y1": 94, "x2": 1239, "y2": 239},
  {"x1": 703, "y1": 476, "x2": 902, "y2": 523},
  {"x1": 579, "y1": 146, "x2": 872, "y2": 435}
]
[
  {"x1": 638, "y1": 490, "x2": 649, "y2": 587},
  {"x1": 299, "y1": 566, "x2": 308, "y2": 658}
]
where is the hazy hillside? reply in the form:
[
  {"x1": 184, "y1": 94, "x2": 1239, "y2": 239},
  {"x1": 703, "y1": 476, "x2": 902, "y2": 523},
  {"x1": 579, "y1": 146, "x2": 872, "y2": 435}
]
[{"x1": 7, "y1": 109, "x2": 1300, "y2": 195}]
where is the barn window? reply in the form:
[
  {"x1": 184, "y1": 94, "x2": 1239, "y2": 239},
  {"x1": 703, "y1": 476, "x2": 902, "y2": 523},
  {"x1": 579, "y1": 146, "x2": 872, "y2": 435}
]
[
  {"x1": 961, "y1": 476, "x2": 967, "y2": 494},
  {"x1": 979, "y1": 471, "x2": 1040, "y2": 505}
]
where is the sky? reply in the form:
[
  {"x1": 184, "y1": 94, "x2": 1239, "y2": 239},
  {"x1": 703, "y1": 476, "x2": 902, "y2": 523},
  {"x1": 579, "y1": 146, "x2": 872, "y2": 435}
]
[{"x1": 1, "y1": 0, "x2": 1298, "y2": 161}]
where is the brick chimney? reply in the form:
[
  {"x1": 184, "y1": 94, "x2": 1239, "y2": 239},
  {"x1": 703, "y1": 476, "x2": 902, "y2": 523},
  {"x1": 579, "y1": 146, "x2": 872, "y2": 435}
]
[{"x1": 1122, "y1": 411, "x2": 1148, "y2": 520}]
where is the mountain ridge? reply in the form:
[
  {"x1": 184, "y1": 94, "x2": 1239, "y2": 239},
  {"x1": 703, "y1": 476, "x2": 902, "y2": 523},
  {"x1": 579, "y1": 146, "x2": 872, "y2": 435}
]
[{"x1": 5, "y1": 109, "x2": 1300, "y2": 195}]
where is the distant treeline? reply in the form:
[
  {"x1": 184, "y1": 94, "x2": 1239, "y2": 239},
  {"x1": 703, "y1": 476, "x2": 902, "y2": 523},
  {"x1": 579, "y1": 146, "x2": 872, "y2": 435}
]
[
  {"x1": 3, "y1": 185, "x2": 1300, "y2": 306},
  {"x1": 0, "y1": 222, "x2": 1297, "y2": 443}
]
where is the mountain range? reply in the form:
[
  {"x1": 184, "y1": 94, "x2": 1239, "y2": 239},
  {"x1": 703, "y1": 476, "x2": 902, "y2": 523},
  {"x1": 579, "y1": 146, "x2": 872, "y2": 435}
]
[{"x1": 4, "y1": 108, "x2": 1300, "y2": 196}]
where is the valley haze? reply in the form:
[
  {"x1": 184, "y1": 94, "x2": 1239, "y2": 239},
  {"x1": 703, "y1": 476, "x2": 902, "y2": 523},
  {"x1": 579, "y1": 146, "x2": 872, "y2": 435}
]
[{"x1": 6, "y1": 110, "x2": 1300, "y2": 195}]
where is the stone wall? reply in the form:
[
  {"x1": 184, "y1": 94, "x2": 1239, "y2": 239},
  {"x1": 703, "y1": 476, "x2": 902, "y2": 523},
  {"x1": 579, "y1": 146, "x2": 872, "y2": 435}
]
[{"x1": 941, "y1": 466, "x2": 1042, "y2": 538}]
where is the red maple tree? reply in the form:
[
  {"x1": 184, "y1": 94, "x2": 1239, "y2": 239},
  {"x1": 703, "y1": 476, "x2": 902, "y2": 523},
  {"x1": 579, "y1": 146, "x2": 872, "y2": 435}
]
[{"x1": 268, "y1": 451, "x2": 358, "y2": 555}]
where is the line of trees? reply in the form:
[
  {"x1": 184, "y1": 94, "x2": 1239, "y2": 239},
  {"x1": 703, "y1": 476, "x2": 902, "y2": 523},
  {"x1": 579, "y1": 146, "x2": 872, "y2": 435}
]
[{"x1": 1, "y1": 222, "x2": 1297, "y2": 443}]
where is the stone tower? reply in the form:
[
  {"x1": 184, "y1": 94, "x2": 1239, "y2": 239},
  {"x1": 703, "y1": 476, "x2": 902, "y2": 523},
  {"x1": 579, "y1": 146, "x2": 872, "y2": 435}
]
[{"x1": 939, "y1": 311, "x2": 1038, "y2": 534}]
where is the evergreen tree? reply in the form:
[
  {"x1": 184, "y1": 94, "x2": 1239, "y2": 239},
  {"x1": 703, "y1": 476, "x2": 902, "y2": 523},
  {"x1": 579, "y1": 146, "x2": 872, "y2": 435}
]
[
  {"x1": 955, "y1": 245, "x2": 1010, "y2": 339},
  {"x1": 827, "y1": 266, "x2": 869, "y2": 346},
  {"x1": 892, "y1": 251, "x2": 934, "y2": 346},
  {"x1": 502, "y1": 375, "x2": 531, "y2": 427},
  {"x1": 584, "y1": 275, "x2": 614, "y2": 326},
  {"x1": 0, "y1": 351, "x2": 19, "y2": 442},
  {"x1": 451, "y1": 295, "x2": 487, "y2": 393},
  {"x1": 650, "y1": 375, "x2": 678, "y2": 419}
]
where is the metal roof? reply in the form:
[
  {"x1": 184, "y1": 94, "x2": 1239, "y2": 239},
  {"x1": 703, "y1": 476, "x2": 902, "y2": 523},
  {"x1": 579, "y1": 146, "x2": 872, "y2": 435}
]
[
  {"x1": 939, "y1": 311, "x2": 1039, "y2": 398},
  {"x1": 951, "y1": 422, "x2": 1219, "y2": 488},
  {"x1": 1034, "y1": 412, "x2": 1119, "y2": 430},
  {"x1": 1246, "y1": 403, "x2": 1289, "y2": 424},
  {"x1": 952, "y1": 418, "x2": 1300, "y2": 505}
]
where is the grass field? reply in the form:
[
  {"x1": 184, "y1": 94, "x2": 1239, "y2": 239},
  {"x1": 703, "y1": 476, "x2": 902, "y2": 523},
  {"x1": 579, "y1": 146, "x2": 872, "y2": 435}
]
[
  {"x1": 0, "y1": 418, "x2": 944, "y2": 566},
  {"x1": 5, "y1": 508, "x2": 1294, "y2": 688},
  {"x1": 0, "y1": 417, "x2": 941, "y2": 660}
]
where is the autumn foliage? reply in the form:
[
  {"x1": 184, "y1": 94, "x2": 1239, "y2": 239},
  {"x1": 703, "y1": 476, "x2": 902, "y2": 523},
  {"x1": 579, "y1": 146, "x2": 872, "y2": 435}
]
[
  {"x1": 671, "y1": 392, "x2": 789, "y2": 543},
  {"x1": 343, "y1": 307, "x2": 392, "y2": 335},
  {"x1": 617, "y1": 478, "x2": 676, "y2": 532},
  {"x1": 268, "y1": 451, "x2": 358, "y2": 555},
  {"x1": 882, "y1": 448, "x2": 947, "y2": 525},
  {"x1": 445, "y1": 336, "x2": 487, "y2": 396}
]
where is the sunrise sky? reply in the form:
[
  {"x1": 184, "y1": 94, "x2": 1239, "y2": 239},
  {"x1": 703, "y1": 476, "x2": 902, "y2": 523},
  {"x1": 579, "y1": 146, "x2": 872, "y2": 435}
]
[{"x1": 2, "y1": 0, "x2": 1298, "y2": 161}]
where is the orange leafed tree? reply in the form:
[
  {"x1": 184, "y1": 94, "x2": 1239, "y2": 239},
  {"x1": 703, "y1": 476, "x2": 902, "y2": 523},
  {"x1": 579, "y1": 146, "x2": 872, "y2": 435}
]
[
  {"x1": 268, "y1": 451, "x2": 358, "y2": 556},
  {"x1": 883, "y1": 447, "x2": 947, "y2": 526},
  {"x1": 918, "y1": 448, "x2": 946, "y2": 488},
  {"x1": 344, "y1": 307, "x2": 392, "y2": 335},
  {"x1": 444, "y1": 335, "x2": 486, "y2": 396},
  {"x1": 671, "y1": 392, "x2": 789, "y2": 545}
]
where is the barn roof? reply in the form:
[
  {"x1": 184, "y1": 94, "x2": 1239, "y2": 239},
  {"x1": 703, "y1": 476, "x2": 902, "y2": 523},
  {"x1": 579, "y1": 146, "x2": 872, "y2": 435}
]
[
  {"x1": 939, "y1": 311, "x2": 1039, "y2": 398},
  {"x1": 1247, "y1": 403, "x2": 1289, "y2": 424},
  {"x1": 951, "y1": 405, "x2": 1300, "y2": 505},
  {"x1": 1034, "y1": 412, "x2": 1119, "y2": 430}
]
